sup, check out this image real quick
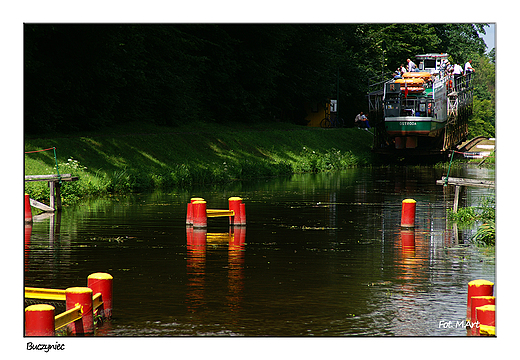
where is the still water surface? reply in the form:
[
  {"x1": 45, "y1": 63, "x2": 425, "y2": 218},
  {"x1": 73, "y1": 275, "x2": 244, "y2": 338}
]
[{"x1": 25, "y1": 166, "x2": 495, "y2": 336}]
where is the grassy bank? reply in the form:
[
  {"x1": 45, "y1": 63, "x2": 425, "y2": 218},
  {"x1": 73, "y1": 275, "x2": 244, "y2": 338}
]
[{"x1": 24, "y1": 121, "x2": 375, "y2": 205}]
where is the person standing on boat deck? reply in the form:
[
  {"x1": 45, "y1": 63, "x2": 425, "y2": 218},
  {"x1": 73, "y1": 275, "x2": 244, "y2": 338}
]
[
  {"x1": 464, "y1": 59, "x2": 475, "y2": 86},
  {"x1": 407, "y1": 59, "x2": 417, "y2": 72},
  {"x1": 453, "y1": 62, "x2": 464, "y2": 90},
  {"x1": 355, "y1": 112, "x2": 370, "y2": 129},
  {"x1": 440, "y1": 59, "x2": 448, "y2": 76},
  {"x1": 400, "y1": 64, "x2": 407, "y2": 76}
]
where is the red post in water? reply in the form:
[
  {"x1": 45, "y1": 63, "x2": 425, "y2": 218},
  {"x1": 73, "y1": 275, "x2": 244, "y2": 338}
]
[
  {"x1": 476, "y1": 304, "x2": 496, "y2": 336},
  {"x1": 229, "y1": 197, "x2": 244, "y2": 226},
  {"x1": 240, "y1": 202, "x2": 246, "y2": 225},
  {"x1": 470, "y1": 296, "x2": 495, "y2": 335},
  {"x1": 25, "y1": 304, "x2": 55, "y2": 336},
  {"x1": 186, "y1": 202, "x2": 193, "y2": 225},
  {"x1": 87, "y1": 272, "x2": 113, "y2": 319},
  {"x1": 400, "y1": 199, "x2": 416, "y2": 228},
  {"x1": 187, "y1": 197, "x2": 204, "y2": 225},
  {"x1": 25, "y1": 193, "x2": 32, "y2": 223},
  {"x1": 192, "y1": 200, "x2": 207, "y2": 228},
  {"x1": 66, "y1": 287, "x2": 94, "y2": 335},
  {"x1": 466, "y1": 279, "x2": 494, "y2": 321}
]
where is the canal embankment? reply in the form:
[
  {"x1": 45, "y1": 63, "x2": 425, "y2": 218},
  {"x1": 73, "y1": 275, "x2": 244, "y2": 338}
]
[{"x1": 24, "y1": 121, "x2": 375, "y2": 205}]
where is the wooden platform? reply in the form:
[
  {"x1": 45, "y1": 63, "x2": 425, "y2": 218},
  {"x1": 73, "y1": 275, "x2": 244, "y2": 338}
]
[
  {"x1": 436, "y1": 176, "x2": 494, "y2": 188},
  {"x1": 25, "y1": 173, "x2": 79, "y2": 212},
  {"x1": 437, "y1": 176, "x2": 495, "y2": 212}
]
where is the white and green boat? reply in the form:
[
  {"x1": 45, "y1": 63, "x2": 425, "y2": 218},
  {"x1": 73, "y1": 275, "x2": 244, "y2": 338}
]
[{"x1": 370, "y1": 53, "x2": 472, "y2": 156}]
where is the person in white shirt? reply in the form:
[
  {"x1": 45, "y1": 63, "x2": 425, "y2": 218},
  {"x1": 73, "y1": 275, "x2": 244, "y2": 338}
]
[
  {"x1": 355, "y1": 112, "x2": 371, "y2": 129},
  {"x1": 400, "y1": 64, "x2": 407, "y2": 76},
  {"x1": 407, "y1": 59, "x2": 417, "y2": 72},
  {"x1": 464, "y1": 59, "x2": 475, "y2": 74},
  {"x1": 452, "y1": 63, "x2": 464, "y2": 90},
  {"x1": 464, "y1": 59, "x2": 475, "y2": 86}
]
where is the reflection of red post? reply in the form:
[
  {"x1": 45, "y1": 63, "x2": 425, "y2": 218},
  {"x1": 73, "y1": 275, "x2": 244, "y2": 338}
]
[
  {"x1": 229, "y1": 226, "x2": 246, "y2": 251},
  {"x1": 88, "y1": 273, "x2": 114, "y2": 318},
  {"x1": 400, "y1": 229, "x2": 415, "y2": 253},
  {"x1": 401, "y1": 199, "x2": 416, "y2": 228},
  {"x1": 25, "y1": 224, "x2": 32, "y2": 271},
  {"x1": 476, "y1": 304, "x2": 495, "y2": 336},
  {"x1": 66, "y1": 287, "x2": 94, "y2": 335},
  {"x1": 192, "y1": 200, "x2": 207, "y2": 228},
  {"x1": 25, "y1": 193, "x2": 32, "y2": 223},
  {"x1": 25, "y1": 304, "x2": 55, "y2": 336},
  {"x1": 466, "y1": 279, "x2": 494, "y2": 321},
  {"x1": 470, "y1": 296, "x2": 495, "y2": 335}
]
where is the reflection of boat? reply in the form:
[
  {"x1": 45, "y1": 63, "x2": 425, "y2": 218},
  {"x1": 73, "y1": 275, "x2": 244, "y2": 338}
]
[{"x1": 369, "y1": 53, "x2": 473, "y2": 157}]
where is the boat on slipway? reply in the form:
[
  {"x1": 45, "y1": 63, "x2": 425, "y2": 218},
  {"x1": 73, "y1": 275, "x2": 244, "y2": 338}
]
[{"x1": 368, "y1": 53, "x2": 473, "y2": 158}]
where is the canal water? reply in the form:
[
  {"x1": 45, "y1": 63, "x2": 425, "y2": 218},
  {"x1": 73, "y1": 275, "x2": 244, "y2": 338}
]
[{"x1": 24, "y1": 165, "x2": 495, "y2": 336}]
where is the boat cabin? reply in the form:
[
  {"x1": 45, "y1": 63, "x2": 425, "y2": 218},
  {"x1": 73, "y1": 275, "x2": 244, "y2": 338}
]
[{"x1": 415, "y1": 53, "x2": 449, "y2": 74}]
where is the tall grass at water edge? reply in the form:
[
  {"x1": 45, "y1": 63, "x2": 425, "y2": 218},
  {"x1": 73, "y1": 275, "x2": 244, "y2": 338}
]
[{"x1": 24, "y1": 122, "x2": 374, "y2": 205}]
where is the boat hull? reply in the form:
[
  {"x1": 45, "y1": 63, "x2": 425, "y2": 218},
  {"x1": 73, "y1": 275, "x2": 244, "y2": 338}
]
[{"x1": 384, "y1": 117, "x2": 446, "y2": 137}]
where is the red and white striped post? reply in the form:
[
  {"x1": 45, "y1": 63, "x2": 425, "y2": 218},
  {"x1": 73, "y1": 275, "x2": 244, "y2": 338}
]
[
  {"x1": 400, "y1": 199, "x2": 416, "y2": 228},
  {"x1": 192, "y1": 200, "x2": 207, "y2": 228},
  {"x1": 25, "y1": 304, "x2": 55, "y2": 336},
  {"x1": 87, "y1": 272, "x2": 113, "y2": 318},
  {"x1": 66, "y1": 287, "x2": 94, "y2": 335}
]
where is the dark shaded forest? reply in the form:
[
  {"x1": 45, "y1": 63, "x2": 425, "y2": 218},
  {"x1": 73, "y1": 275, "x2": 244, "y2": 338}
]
[{"x1": 24, "y1": 24, "x2": 494, "y2": 135}]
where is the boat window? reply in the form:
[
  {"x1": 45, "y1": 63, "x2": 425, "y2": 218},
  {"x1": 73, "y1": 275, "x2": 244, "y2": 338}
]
[{"x1": 424, "y1": 59, "x2": 436, "y2": 69}]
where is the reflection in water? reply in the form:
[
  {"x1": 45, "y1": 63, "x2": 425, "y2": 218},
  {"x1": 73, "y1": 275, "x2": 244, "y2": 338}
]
[
  {"x1": 24, "y1": 166, "x2": 495, "y2": 336},
  {"x1": 186, "y1": 227, "x2": 246, "y2": 315}
]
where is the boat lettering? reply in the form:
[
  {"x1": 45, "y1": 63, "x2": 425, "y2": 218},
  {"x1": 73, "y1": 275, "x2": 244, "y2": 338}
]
[{"x1": 399, "y1": 122, "x2": 417, "y2": 126}]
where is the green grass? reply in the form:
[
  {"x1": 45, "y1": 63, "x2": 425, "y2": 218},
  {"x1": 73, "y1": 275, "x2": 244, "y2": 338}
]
[
  {"x1": 448, "y1": 196, "x2": 495, "y2": 246},
  {"x1": 25, "y1": 121, "x2": 375, "y2": 205}
]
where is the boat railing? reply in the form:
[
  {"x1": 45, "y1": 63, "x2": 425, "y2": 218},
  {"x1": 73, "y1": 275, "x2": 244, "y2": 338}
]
[{"x1": 368, "y1": 72, "x2": 395, "y2": 92}]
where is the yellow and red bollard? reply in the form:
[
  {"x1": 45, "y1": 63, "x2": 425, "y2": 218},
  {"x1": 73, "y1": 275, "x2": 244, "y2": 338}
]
[
  {"x1": 66, "y1": 287, "x2": 94, "y2": 335},
  {"x1": 25, "y1": 193, "x2": 32, "y2": 223},
  {"x1": 476, "y1": 304, "x2": 495, "y2": 336},
  {"x1": 25, "y1": 304, "x2": 55, "y2": 336},
  {"x1": 470, "y1": 296, "x2": 495, "y2": 335},
  {"x1": 229, "y1": 197, "x2": 246, "y2": 226},
  {"x1": 187, "y1": 197, "x2": 205, "y2": 225},
  {"x1": 400, "y1": 199, "x2": 416, "y2": 228},
  {"x1": 466, "y1": 279, "x2": 494, "y2": 321},
  {"x1": 88, "y1": 272, "x2": 114, "y2": 318},
  {"x1": 192, "y1": 200, "x2": 207, "y2": 228}
]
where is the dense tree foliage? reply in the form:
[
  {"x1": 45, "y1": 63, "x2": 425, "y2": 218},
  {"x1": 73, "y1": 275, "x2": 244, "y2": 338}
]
[{"x1": 24, "y1": 24, "x2": 494, "y2": 134}]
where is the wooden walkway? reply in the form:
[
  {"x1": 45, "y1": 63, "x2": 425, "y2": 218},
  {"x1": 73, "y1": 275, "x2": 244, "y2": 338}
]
[
  {"x1": 436, "y1": 176, "x2": 495, "y2": 212},
  {"x1": 436, "y1": 176, "x2": 495, "y2": 188},
  {"x1": 25, "y1": 174, "x2": 79, "y2": 212}
]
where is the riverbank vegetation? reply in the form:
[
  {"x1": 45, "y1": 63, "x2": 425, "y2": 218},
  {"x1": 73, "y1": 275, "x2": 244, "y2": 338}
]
[
  {"x1": 24, "y1": 122, "x2": 374, "y2": 204},
  {"x1": 25, "y1": 24, "x2": 495, "y2": 136},
  {"x1": 448, "y1": 197, "x2": 495, "y2": 246},
  {"x1": 24, "y1": 23, "x2": 496, "y2": 207}
]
